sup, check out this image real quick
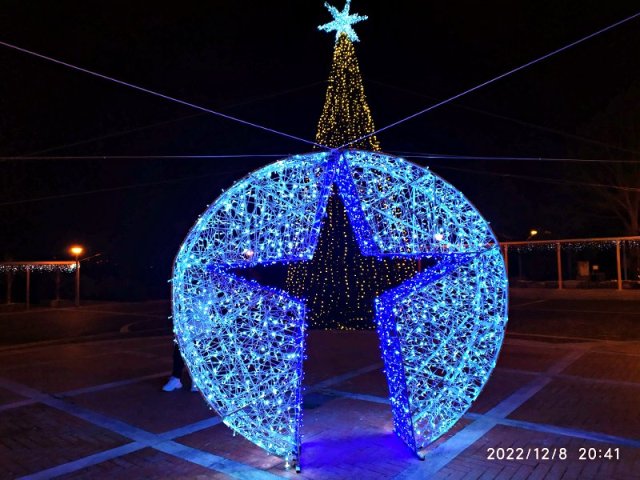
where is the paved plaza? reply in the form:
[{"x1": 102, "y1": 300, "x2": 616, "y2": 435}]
[{"x1": 1, "y1": 296, "x2": 639, "y2": 479}]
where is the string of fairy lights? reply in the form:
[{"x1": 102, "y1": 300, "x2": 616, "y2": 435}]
[
  {"x1": 284, "y1": 183, "x2": 418, "y2": 330},
  {"x1": 173, "y1": 1, "x2": 506, "y2": 465},
  {"x1": 285, "y1": 31, "x2": 417, "y2": 330},
  {"x1": 0, "y1": 263, "x2": 76, "y2": 273},
  {"x1": 506, "y1": 239, "x2": 640, "y2": 253},
  {"x1": 314, "y1": 33, "x2": 380, "y2": 151},
  {"x1": 172, "y1": 147, "x2": 509, "y2": 462}
]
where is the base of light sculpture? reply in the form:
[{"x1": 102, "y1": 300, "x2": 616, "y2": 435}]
[{"x1": 284, "y1": 459, "x2": 302, "y2": 473}]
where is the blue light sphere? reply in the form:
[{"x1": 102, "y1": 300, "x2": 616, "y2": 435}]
[{"x1": 172, "y1": 150, "x2": 508, "y2": 464}]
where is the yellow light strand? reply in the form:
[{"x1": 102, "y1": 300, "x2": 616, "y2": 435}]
[{"x1": 285, "y1": 31, "x2": 420, "y2": 330}]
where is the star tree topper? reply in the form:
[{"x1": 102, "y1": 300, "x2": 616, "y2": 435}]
[{"x1": 318, "y1": 0, "x2": 368, "y2": 43}]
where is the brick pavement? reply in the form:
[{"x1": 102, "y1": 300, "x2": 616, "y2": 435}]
[
  {"x1": 434, "y1": 426, "x2": 640, "y2": 480},
  {"x1": 0, "y1": 326, "x2": 639, "y2": 478},
  {"x1": 57, "y1": 448, "x2": 230, "y2": 480},
  {"x1": 0, "y1": 404, "x2": 128, "y2": 478}
]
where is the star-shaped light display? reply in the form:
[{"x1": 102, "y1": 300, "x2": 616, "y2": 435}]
[
  {"x1": 318, "y1": 0, "x2": 368, "y2": 43},
  {"x1": 232, "y1": 188, "x2": 439, "y2": 329},
  {"x1": 172, "y1": 150, "x2": 508, "y2": 468}
]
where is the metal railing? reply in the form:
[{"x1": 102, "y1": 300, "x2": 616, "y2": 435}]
[
  {"x1": 0, "y1": 261, "x2": 78, "y2": 308},
  {"x1": 500, "y1": 236, "x2": 640, "y2": 290}
]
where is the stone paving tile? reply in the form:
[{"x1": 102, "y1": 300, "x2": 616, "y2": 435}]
[
  {"x1": 0, "y1": 403, "x2": 129, "y2": 479},
  {"x1": 299, "y1": 396, "x2": 457, "y2": 479},
  {"x1": 433, "y1": 424, "x2": 640, "y2": 480},
  {"x1": 176, "y1": 423, "x2": 290, "y2": 477},
  {"x1": 80, "y1": 300, "x2": 170, "y2": 315},
  {"x1": 470, "y1": 370, "x2": 534, "y2": 414},
  {"x1": 494, "y1": 342, "x2": 572, "y2": 373},
  {"x1": 329, "y1": 367, "x2": 535, "y2": 418},
  {"x1": 303, "y1": 330, "x2": 382, "y2": 385},
  {"x1": 70, "y1": 378, "x2": 213, "y2": 434},
  {"x1": 0, "y1": 342, "x2": 119, "y2": 369},
  {"x1": 56, "y1": 448, "x2": 233, "y2": 480},
  {"x1": 562, "y1": 350, "x2": 640, "y2": 383},
  {"x1": 3, "y1": 327, "x2": 640, "y2": 479},
  {"x1": 331, "y1": 368, "x2": 388, "y2": 397},
  {"x1": 0, "y1": 386, "x2": 25, "y2": 405},
  {"x1": 508, "y1": 378, "x2": 640, "y2": 439},
  {"x1": 100, "y1": 336, "x2": 171, "y2": 350},
  {"x1": 179, "y1": 396, "x2": 420, "y2": 479},
  {"x1": 594, "y1": 341, "x2": 640, "y2": 356},
  {"x1": 0, "y1": 350, "x2": 169, "y2": 393},
  {"x1": 56, "y1": 447, "x2": 232, "y2": 479},
  {"x1": 126, "y1": 340, "x2": 174, "y2": 359},
  {"x1": 419, "y1": 417, "x2": 474, "y2": 451}
]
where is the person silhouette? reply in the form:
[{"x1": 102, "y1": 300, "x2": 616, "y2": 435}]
[{"x1": 162, "y1": 343, "x2": 197, "y2": 392}]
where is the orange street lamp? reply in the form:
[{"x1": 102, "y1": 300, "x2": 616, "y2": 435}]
[{"x1": 69, "y1": 245, "x2": 84, "y2": 306}]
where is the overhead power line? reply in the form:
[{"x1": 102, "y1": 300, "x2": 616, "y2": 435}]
[
  {"x1": 369, "y1": 79, "x2": 640, "y2": 157},
  {"x1": 344, "y1": 10, "x2": 640, "y2": 148},
  {"x1": 0, "y1": 40, "x2": 324, "y2": 150},
  {"x1": 0, "y1": 164, "x2": 260, "y2": 208},
  {"x1": 0, "y1": 174, "x2": 210, "y2": 207},
  {"x1": 3, "y1": 156, "x2": 637, "y2": 208},
  {"x1": 1, "y1": 154, "x2": 289, "y2": 162},
  {"x1": 393, "y1": 152, "x2": 640, "y2": 164},
  {"x1": 5, "y1": 152, "x2": 638, "y2": 164},
  {"x1": 21, "y1": 80, "x2": 326, "y2": 157},
  {"x1": 434, "y1": 165, "x2": 640, "y2": 193}
]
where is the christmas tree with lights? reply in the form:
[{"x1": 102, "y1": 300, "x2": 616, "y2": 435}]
[
  {"x1": 315, "y1": 30, "x2": 380, "y2": 148},
  {"x1": 286, "y1": 1, "x2": 418, "y2": 329}
]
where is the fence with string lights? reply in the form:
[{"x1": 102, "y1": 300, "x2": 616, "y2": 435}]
[
  {"x1": 500, "y1": 236, "x2": 640, "y2": 290},
  {"x1": 0, "y1": 261, "x2": 78, "y2": 308}
]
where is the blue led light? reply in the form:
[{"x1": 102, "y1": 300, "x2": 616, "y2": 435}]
[
  {"x1": 318, "y1": 0, "x2": 368, "y2": 43},
  {"x1": 172, "y1": 150, "x2": 508, "y2": 465}
]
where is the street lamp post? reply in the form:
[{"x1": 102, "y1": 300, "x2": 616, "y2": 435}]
[
  {"x1": 519, "y1": 229, "x2": 539, "y2": 280},
  {"x1": 70, "y1": 246, "x2": 84, "y2": 307}
]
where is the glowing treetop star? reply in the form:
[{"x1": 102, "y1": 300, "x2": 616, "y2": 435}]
[{"x1": 318, "y1": 0, "x2": 368, "y2": 43}]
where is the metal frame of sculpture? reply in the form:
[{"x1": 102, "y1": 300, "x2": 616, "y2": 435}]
[{"x1": 172, "y1": 150, "x2": 508, "y2": 467}]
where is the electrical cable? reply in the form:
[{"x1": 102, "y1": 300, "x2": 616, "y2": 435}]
[
  {"x1": 368, "y1": 79, "x2": 640, "y2": 157},
  {"x1": 0, "y1": 165, "x2": 255, "y2": 207},
  {"x1": 5, "y1": 152, "x2": 639, "y2": 164},
  {"x1": 342, "y1": 10, "x2": 640, "y2": 148},
  {"x1": 1, "y1": 154, "x2": 290, "y2": 161},
  {"x1": 0, "y1": 40, "x2": 325, "y2": 150},
  {"x1": 4, "y1": 157, "x2": 637, "y2": 208},
  {"x1": 391, "y1": 151, "x2": 640, "y2": 164},
  {"x1": 433, "y1": 165, "x2": 640, "y2": 192},
  {"x1": 21, "y1": 81, "x2": 326, "y2": 157}
]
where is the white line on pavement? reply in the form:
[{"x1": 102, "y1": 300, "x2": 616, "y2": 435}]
[
  {"x1": 392, "y1": 349, "x2": 589, "y2": 479},
  {"x1": 0, "y1": 361, "x2": 385, "y2": 479},
  {"x1": 18, "y1": 442, "x2": 145, "y2": 480}
]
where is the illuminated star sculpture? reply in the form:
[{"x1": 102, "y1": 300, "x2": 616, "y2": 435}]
[
  {"x1": 233, "y1": 187, "x2": 440, "y2": 329},
  {"x1": 318, "y1": 0, "x2": 368, "y2": 43},
  {"x1": 172, "y1": 150, "x2": 508, "y2": 469}
]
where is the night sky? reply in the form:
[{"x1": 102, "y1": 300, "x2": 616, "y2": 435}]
[{"x1": 1, "y1": 1, "x2": 639, "y2": 297}]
